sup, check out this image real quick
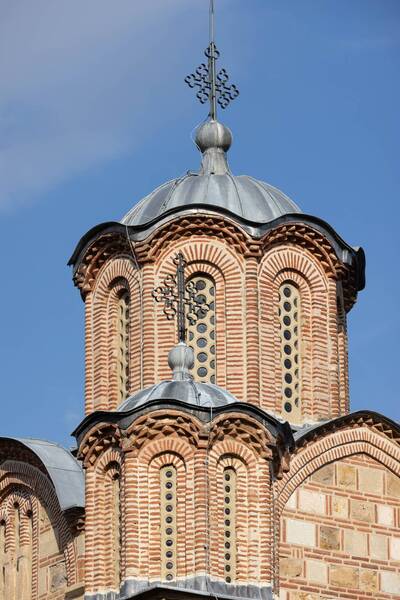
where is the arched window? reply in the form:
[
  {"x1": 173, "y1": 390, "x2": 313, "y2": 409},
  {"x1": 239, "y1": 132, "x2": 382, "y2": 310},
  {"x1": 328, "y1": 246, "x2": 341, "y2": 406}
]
[
  {"x1": 223, "y1": 468, "x2": 236, "y2": 583},
  {"x1": 160, "y1": 466, "x2": 177, "y2": 582},
  {"x1": 18, "y1": 510, "x2": 32, "y2": 600},
  {"x1": 112, "y1": 473, "x2": 121, "y2": 589},
  {"x1": 0, "y1": 519, "x2": 6, "y2": 597},
  {"x1": 187, "y1": 275, "x2": 216, "y2": 383},
  {"x1": 117, "y1": 291, "x2": 130, "y2": 403},
  {"x1": 103, "y1": 462, "x2": 121, "y2": 592},
  {"x1": 279, "y1": 283, "x2": 301, "y2": 420}
]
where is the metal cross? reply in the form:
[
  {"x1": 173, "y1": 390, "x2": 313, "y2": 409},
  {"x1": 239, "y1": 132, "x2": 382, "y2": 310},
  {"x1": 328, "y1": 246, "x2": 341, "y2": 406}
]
[
  {"x1": 152, "y1": 252, "x2": 210, "y2": 343},
  {"x1": 184, "y1": 0, "x2": 239, "y2": 119}
]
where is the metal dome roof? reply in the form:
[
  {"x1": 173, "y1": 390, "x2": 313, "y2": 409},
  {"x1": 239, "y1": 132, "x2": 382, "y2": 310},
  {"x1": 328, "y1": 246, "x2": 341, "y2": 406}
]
[
  {"x1": 117, "y1": 380, "x2": 238, "y2": 411},
  {"x1": 121, "y1": 119, "x2": 301, "y2": 227},
  {"x1": 2, "y1": 438, "x2": 84, "y2": 511}
]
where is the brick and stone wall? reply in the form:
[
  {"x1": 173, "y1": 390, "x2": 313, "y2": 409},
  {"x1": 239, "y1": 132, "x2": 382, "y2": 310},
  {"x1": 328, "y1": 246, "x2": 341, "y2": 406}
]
[
  {"x1": 80, "y1": 215, "x2": 354, "y2": 424},
  {"x1": 280, "y1": 450, "x2": 400, "y2": 598},
  {"x1": 0, "y1": 451, "x2": 84, "y2": 600}
]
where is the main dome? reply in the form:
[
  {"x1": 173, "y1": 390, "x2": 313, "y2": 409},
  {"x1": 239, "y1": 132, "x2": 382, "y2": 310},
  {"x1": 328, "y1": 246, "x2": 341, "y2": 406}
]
[{"x1": 121, "y1": 120, "x2": 301, "y2": 227}]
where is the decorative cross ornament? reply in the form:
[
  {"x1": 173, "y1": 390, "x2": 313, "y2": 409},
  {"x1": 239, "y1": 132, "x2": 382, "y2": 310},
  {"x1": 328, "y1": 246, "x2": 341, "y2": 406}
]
[
  {"x1": 152, "y1": 252, "x2": 210, "y2": 343},
  {"x1": 185, "y1": 0, "x2": 239, "y2": 119}
]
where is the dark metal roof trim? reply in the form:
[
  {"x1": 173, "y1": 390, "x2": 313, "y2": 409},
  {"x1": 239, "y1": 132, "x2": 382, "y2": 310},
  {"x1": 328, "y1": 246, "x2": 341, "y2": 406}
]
[
  {"x1": 68, "y1": 210, "x2": 365, "y2": 291},
  {"x1": 293, "y1": 410, "x2": 400, "y2": 444},
  {"x1": 72, "y1": 399, "x2": 294, "y2": 453},
  {"x1": 0, "y1": 437, "x2": 85, "y2": 511}
]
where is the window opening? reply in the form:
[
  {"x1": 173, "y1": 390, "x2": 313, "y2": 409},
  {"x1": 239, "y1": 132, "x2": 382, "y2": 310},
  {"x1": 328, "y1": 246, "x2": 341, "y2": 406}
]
[
  {"x1": 279, "y1": 283, "x2": 301, "y2": 419},
  {"x1": 223, "y1": 469, "x2": 236, "y2": 583},
  {"x1": 160, "y1": 466, "x2": 177, "y2": 582},
  {"x1": 117, "y1": 291, "x2": 130, "y2": 402},
  {"x1": 187, "y1": 275, "x2": 216, "y2": 383}
]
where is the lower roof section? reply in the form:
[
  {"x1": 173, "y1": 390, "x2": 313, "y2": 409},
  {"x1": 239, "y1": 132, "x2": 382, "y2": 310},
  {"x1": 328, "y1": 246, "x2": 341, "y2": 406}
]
[{"x1": 0, "y1": 437, "x2": 84, "y2": 512}]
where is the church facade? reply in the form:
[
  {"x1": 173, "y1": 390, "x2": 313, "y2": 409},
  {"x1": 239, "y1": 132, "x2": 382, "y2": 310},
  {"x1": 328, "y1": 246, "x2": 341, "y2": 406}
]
[{"x1": 1, "y1": 11, "x2": 400, "y2": 600}]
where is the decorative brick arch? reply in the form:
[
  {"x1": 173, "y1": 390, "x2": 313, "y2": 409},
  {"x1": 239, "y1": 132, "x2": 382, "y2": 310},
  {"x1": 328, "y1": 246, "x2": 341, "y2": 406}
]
[
  {"x1": 0, "y1": 461, "x2": 78, "y2": 596},
  {"x1": 86, "y1": 254, "x2": 141, "y2": 412},
  {"x1": 125, "y1": 439, "x2": 196, "y2": 582},
  {"x1": 277, "y1": 426, "x2": 400, "y2": 515},
  {"x1": 85, "y1": 447, "x2": 124, "y2": 592},
  {"x1": 259, "y1": 245, "x2": 340, "y2": 420},
  {"x1": 154, "y1": 237, "x2": 246, "y2": 397},
  {"x1": 125, "y1": 410, "x2": 202, "y2": 456},
  {"x1": 207, "y1": 439, "x2": 272, "y2": 585}
]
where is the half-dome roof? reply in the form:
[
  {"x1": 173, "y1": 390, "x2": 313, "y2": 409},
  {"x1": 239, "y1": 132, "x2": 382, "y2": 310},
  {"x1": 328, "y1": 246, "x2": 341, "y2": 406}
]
[
  {"x1": 118, "y1": 380, "x2": 238, "y2": 411},
  {"x1": 121, "y1": 119, "x2": 301, "y2": 227}
]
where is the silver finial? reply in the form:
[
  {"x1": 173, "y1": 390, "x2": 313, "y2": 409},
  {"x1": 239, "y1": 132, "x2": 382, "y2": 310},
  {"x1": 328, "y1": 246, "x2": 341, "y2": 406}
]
[
  {"x1": 184, "y1": 0, "x2": 239, "y2": 120},
  {"x1": 168, "y1": 342, "x2": 195, "y2": 381}
]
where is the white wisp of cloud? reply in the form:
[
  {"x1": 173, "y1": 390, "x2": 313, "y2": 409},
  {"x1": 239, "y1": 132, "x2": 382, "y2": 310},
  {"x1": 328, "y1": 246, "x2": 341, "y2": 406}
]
[{"x1": 0, "y1": 0, "x2": 201, "y2": 209}]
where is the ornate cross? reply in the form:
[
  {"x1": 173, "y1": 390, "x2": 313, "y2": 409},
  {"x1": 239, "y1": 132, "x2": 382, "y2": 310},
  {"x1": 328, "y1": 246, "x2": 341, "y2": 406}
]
[
  {"x1": 185, "y1": 0, "x2": 239, "y2": 119},
  {"x1": 152, "y1": 252, "x2": 210, "y2": 343}
]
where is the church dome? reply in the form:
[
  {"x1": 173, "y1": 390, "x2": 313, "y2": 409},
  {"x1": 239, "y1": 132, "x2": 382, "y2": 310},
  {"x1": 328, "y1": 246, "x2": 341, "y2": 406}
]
[
  {"x1": 117, "y1": 379, "x2": 238, "y2": 411},
  {"x1": 117, "y1": 342, "x2": 238, "y2": 411},
  {"x1": 121, "y1": 119, "x2": 301, "y2": 227}
]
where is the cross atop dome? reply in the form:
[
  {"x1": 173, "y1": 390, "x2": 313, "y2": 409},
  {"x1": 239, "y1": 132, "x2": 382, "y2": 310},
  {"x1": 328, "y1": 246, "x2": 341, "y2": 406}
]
[{"x1": 185, "y1": 0, "x2": 239, "y2": 120}]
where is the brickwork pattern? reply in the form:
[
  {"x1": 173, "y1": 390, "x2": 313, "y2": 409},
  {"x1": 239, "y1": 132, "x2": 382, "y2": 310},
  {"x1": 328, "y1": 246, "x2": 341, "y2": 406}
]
[
  {"x1": 279, "y1": 427, "x2": 400, "y2": 599},
  {"x1": 81, "y1": 215, "x2": 353, "y2": 423},
  {"x1": 0, "y1": 456, "x2": 83, "y2": 600},
  {"x1": 79, "y1": 409, "x2": 283, "y2": 594}
]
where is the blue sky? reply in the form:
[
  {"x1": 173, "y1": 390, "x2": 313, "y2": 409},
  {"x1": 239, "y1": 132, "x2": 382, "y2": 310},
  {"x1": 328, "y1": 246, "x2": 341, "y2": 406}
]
[{"x1": 0, "y1": 0, "x2": 399, "y2": 448}]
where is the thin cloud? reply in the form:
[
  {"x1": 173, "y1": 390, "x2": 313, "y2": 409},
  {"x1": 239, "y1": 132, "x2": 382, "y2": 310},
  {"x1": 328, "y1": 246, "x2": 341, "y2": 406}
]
[{"x1": 0, "y1": 0, "x2": 199, "y2": 209}]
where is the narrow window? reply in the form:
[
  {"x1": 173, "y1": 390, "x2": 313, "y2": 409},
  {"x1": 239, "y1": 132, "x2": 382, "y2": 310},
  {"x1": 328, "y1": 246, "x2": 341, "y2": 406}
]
[
  {"x1": 223, "y1": 469, "x2": 236, "y2": 583},
  {"x1": 187, "y1": 275, "x2": 216, "y2": 383},
  {"x1": 117, "y1": 291, "x2": 130, "y2": 402},
  {"x1": 160, "y1": 466, "x2": 177, "y2": 582},
  {"x1": 19, "y1": 511, "x2": 32, "y2": 600},
  {"x1": 112, "y1": 473, "x2": 121, "y2": 588},
  {"x1": 0, "y1": 520, "x2": 6, "y2": 597},
  {"x1": 13, "y1": 503, "x2": 20, "y2": 600},
  {"x1": 279, "y1": 283, "x2": 301, "y2": 419}
]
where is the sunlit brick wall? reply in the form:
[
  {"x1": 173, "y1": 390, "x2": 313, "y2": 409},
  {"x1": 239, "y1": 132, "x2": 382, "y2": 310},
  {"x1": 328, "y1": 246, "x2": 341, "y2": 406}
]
[{"x1": 280, "y1": 455, "x2": 400, "y2": 599}]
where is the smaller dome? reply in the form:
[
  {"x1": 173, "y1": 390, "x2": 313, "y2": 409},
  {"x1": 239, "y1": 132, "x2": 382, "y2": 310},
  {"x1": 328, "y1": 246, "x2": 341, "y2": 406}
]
[{"x1": 117, "y1": 380, "x2": 238, "y2": 411}]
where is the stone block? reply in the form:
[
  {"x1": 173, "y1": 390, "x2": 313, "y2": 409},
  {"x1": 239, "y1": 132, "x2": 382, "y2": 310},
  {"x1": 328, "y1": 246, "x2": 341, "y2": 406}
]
[
  {"x1": 298, "y1": 489, "x2": 326, "y2": 515},
  {"x1": 337, "y1": 464, "x2": 356, "y2": 489},
  {"x1": 320, "y1": 525, "x2": 340, "y2": 550},
  {"x1": 381, "y1": 571, "x2": 400, "y2": 594},
  {"x1": 370, "y1": 533, "x2": 388, "y2": 560},
  {"x1": 311, "y1": 464, "x2": 335, "y2": 486},
  {"x1": 329, "y1": 565, "x2": 359, "y2": 589},
  {"x1": 386, "y1": 473, "x2": 400, "y2": 498},
  {"x1": 50, "y1": 561, "x2": 67, "y2": 592},
  {"x1": 40, "y1": 528, "x2": 59, "y2": 556},
  {"x1": 38, "y1": 566, "x2": 47, "y2": 597},
  {"x1": 343, "y1": 529, "x2": 368, "y2": 557},
  {"x1": 332, "y1": 495, "x2": 348, "y2": 519},
  {"x1": 306, "y1": 559, "x2": 328, "y2": 584},
  {"x1": 350, "y1": 499, "x2": 374, "y2": 523},
  {"x1": 286, "y1": 491, "x2": 297, "y2": 510},
  {"x1": 360, "y1": 569, "x2": 378, "y2": 592},
  {"x1": 377, "y1": 503, "x2": 394, "y2": 527},
  {"x1": 286, "y1": 518, "x2": 316, "y2": 547},
  {"x1": 358, "y1": 466, "x2": 383, "y2": 495},
  {"x1": 76, "y1": 532, "x2": 85, "y2": 556},
  {"x1": 280, "y1": 557, "x2": 303, "y2": 578},
  {"x1": 390, "y1": 537, "x2": 400, "y2": 561}
]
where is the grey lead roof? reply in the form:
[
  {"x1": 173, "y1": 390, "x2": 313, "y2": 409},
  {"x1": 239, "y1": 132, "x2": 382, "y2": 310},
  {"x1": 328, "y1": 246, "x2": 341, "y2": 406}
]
[
  {"x1": 121, "y1": 119, "x2": 301, "y2": 227},
  {"x1": 8, "y1": 438, "x2": 84, "y2": 511},
  {"x1": 118, "y1": 380, "x2": 238, "y2": 412}
]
